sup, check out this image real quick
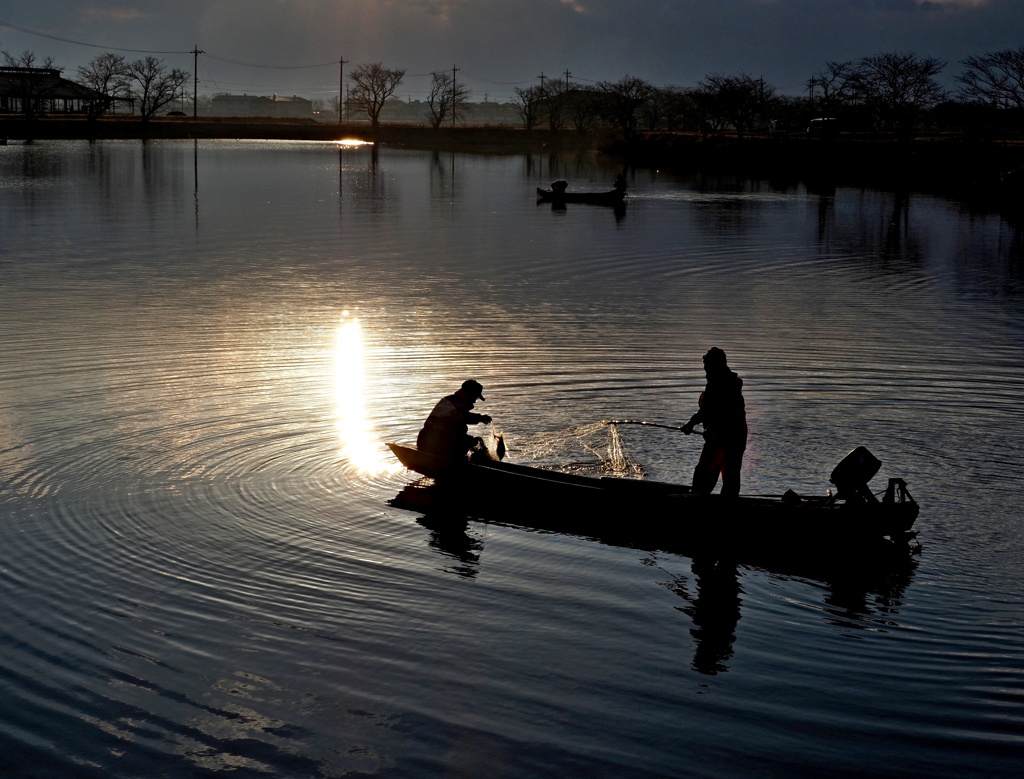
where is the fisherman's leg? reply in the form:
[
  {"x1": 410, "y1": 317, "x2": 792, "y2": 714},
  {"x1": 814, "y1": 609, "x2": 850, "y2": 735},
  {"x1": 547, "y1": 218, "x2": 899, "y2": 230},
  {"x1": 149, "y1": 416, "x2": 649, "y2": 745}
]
[
  {"x1": 719, "y1": 442, "x2": 746, "y2": 498},
  {"x1": 691, "y1": 443, "x2": 724, "y2": 495}
]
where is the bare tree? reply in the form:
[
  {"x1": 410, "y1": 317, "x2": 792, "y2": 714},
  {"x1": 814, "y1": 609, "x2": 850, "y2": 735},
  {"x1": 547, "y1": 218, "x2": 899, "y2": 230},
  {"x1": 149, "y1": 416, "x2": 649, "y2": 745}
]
[
  {"x1": 693, "y1": 73, "x2": 774, "y2": 139},
  {"x1": 1, "y1": 50, "x2": 59, "y2": 119},
  {"x1": 640, "y1": 86, "x2": 678, "y2": 132},
  {"x1": 2, "y1": 49, "x2": 56, "y2": 69},
  {"x1": 541, "y1": 79, "x2": 569, "y2": 132},
  {"x1": 125, "y1": 56, "x2": 188, "y2": 121},
  {"x1": 425, "y1": 70, "x2": 470, "y2": 129},
  {"x1": 76, "y1": 53, "x2": 131, "y2": 118},
  {"x1": 512, "y1": 85, "x2": 545, "y2": 130},
  {"x1": 348, "y1": 62, "x2": 405, "y2": 129},
  {"x1": 660, "y1": 86, "x2": 696, "y2": 132},
  {"x1": 564, "y1": 87, "x2": 599, "y2": 133},
  {"x1": 595, "y1": 75, "x2": 654, "y2": 141},
  {"x1": 958, "y1": 46, "x2": 1024, "y2": 109},
  {"x1": 807, "y1": 60, "x2": 859, "y2": 115},
  {"x1": 851, "y1": 51, "x2": 946, "y2": 133}
]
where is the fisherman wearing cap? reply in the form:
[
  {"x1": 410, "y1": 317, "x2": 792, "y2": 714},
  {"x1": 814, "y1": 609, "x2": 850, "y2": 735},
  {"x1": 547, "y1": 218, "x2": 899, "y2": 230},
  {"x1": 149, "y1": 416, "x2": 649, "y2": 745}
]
[
  {"x1": 417, "y1": 380, "x2": 493, "y2": 459},
  {"x1": 681, "y1": 348, "x2": 748, "y2": 497}
]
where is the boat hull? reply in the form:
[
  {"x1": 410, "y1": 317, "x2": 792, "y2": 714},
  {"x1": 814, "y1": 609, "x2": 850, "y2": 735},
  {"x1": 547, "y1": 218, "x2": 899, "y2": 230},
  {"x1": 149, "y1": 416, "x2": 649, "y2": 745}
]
[
  {"x1": 536, "y1": 187, "x2": 626, "y2": 206},
  {"x1": 386, "y1": 443, "x2": 920, "y2": 558}
]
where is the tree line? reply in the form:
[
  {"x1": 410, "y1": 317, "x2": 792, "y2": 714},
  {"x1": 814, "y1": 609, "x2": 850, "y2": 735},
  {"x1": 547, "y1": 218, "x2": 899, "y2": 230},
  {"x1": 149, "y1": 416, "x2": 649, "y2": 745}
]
[
  {"x1": 524, "y1": 49, "x2": 1024, "y2": 140},
  {"x1": 332, "y1": 49, "x2": 1024, "y2": 138},
  {"x1": 6, "y1": 46, "x2": 1024, "y2": 136}
]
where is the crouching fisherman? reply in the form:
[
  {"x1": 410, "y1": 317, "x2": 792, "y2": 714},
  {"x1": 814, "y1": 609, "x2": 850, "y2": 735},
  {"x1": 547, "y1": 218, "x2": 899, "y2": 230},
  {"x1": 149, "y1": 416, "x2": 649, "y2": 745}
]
[{"x1": 417, "y1": 379, "x2": 496, "y2": 460}]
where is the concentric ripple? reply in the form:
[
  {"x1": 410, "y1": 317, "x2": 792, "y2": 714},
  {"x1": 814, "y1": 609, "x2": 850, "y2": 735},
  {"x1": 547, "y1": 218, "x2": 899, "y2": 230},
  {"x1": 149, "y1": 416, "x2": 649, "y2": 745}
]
[{"x1": 1, "y1": 140, "x2": 1022, "y2": 778}]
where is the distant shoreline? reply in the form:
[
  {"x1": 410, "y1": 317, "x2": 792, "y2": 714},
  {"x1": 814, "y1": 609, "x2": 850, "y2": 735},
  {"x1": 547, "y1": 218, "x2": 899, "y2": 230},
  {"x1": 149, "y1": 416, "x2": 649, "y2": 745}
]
[{"x1": 3, "y1": 116, "x2": 1021, "y2": 207}]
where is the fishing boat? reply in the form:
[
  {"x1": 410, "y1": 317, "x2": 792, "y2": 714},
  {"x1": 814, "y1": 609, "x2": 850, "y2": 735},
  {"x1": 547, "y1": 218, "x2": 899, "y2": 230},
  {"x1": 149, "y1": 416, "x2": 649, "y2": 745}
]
[
  {"x1": 386, "y1": 442, "x2": 920, "y2": 558},
  {"x1": 536, "y1": 187, "x2": 626, "y2": 206},
  {"x1": 536, "y1": 179, "x2": 627, "y2": 206}
]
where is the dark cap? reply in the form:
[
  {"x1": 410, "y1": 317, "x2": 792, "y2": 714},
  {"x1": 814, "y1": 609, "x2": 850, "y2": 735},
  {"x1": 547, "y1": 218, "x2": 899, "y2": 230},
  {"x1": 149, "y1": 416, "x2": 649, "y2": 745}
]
[
  {"x1": 703, "y1": 347, "x2": 727, "y2": 366},
  {"x1": 460, "y1": 379, "x2": 485, "y2": 401}
]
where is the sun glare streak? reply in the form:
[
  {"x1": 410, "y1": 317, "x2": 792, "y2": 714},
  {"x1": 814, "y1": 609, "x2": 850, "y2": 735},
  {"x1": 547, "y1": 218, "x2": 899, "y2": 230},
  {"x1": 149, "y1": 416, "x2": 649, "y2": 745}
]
[{"x1": 334, "y1": 315, "x2": 397, "y2": 475}]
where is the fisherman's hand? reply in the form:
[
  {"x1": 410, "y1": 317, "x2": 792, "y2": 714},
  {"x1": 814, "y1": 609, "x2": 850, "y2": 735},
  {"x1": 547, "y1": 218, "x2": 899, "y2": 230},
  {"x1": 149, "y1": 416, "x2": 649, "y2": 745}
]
[
  {"x1": 479, "y1": 415, "x2": 492, "y2": 425},
  {"x1": 681, "y1": 422, "x2": 694, "y2": 435}
]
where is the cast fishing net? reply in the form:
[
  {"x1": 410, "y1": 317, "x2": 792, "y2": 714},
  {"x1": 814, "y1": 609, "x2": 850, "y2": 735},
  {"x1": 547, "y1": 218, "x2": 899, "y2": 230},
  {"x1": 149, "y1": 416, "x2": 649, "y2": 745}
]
[{"x1": 502, "y1": 422, "x2": 644, "y2": 478}]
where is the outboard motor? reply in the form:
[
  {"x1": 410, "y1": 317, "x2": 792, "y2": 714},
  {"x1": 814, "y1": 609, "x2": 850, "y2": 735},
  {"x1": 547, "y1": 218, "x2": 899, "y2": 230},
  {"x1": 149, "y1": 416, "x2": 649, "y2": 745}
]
[{"x1": 829, "y1": 446, "x2": 882, "y2": 504}]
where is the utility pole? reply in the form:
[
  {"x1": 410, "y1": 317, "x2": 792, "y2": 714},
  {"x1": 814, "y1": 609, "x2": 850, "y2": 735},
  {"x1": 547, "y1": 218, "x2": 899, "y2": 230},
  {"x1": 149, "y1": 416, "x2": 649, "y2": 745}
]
[
  {"x1": 192, "y1": 45, "x2": 204, "y2": 119},
  {"x1": 538, "y1": 72, "x2": 546, "y2": 94},
  {"x1": 338, "y1": 56, "x2": 348, "y2": 124},
  {"x1": 564, "y1": 69, "x2": 572, "y2": 88},
  {"x1": 451, "y1": 64, "x2": 460, "y2": 127}
]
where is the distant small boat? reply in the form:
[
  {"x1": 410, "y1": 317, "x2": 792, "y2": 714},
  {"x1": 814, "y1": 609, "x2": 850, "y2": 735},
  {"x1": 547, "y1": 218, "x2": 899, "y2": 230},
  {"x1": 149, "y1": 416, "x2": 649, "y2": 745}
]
[{"x1": 536, "y1": 179, "x2": 626, "y2": 207}]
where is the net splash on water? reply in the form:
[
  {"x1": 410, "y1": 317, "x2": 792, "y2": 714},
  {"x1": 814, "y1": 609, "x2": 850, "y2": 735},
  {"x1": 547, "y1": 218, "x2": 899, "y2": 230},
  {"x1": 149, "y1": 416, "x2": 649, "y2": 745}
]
[{"x1": 506, "y1": 422, "x2": 645, "y2": 478}]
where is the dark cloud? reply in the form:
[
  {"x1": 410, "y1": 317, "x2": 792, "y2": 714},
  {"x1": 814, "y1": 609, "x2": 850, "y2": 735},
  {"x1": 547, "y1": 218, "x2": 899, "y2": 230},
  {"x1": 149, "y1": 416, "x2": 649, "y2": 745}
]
[{"x1": 2, "y1": 0, "x2": 1022, "y2": 99}]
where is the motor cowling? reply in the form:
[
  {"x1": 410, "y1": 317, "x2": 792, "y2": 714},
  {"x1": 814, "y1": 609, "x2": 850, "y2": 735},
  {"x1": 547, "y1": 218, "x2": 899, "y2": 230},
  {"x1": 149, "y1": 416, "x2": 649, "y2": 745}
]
[{"x1": 829, "y1": 446, "x2": 882, "y2": 503}]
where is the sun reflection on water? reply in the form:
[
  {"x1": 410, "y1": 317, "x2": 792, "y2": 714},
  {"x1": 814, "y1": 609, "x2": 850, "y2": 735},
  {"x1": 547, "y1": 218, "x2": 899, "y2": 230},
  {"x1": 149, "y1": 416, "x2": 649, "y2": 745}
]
[{"x1": 334, "y1": 315, "x2": 398, "y2": 475}]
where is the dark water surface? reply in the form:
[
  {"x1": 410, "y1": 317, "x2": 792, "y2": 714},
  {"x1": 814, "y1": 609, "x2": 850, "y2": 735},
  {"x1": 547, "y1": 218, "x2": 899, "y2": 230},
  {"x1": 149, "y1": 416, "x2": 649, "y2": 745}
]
[{"x1": 1, "y1": 140, "x2": 1022, "y2": 777}]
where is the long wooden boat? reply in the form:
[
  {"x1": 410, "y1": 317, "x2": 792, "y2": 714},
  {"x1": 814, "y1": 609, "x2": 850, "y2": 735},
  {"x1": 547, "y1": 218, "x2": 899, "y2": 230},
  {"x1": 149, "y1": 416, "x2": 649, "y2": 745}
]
[
  {"x1": 386, "y1": 442, "x2": 920, "y2": 558},
  {"x1": 536, "y1": 187, "x2": 626, "y2": 206}
]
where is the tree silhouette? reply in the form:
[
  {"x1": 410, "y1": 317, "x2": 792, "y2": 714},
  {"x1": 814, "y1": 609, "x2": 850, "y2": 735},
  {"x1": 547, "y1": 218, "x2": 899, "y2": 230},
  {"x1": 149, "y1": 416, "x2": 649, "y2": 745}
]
[
  {"x1": 348, "y1": 62, "x2": 405, "y2": 129},
  {"x1": 76, "y1": 53, "x2": 131, "y2": 119},
  {"x1": 694, "y1": 73, "x2": 774, "y2": 140},
  {"x1": 958, "y1": 46, "x2": 1024, "y2": 109},
  {"x1": 125, "y1": 56, "x2": 189, "y2": 121},
  {"x1": 511, "y1": 85, "x2": 545, "y2": 130},
  {"x1": 426, "y1": 70, "x2": 470, "y2": 129},
  {"x1": 595, "y1": 75, "x2": 654, "y2": 141},
  {"x1": 852, "y1": 52, "x2": 946, "y2": 134},
  {"x1": 807, "y1": 61, "x2": 859, "y2": 116}
]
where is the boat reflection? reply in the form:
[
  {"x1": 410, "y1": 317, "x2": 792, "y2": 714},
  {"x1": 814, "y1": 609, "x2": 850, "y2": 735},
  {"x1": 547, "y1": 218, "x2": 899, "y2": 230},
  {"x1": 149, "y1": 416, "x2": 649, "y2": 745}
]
[
  {"x1": 658, "y1": 549, "x2": 918, "y2": 675},
  {"x1": 333, "y1": 315, "x2": 396, "y2": 475},
  {"x1": 391, "y1": 483, "x2": 919, "y2": 674}
]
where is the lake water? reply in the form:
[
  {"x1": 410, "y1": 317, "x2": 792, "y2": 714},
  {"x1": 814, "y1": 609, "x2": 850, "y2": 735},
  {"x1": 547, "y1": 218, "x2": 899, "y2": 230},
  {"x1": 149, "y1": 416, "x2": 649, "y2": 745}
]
[{"x1": 1, "y1": 139, "x2": 1022, "y2": 778}]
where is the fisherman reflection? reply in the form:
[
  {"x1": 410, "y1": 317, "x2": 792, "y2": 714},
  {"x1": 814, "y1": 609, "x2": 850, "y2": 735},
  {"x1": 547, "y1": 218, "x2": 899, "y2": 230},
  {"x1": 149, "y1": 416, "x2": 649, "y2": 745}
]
[
  {"x1": 686, "y1": 558, "x2": 742, "y2": 675},
  {"x1": 682, "y1": 348, "x2": 748, "y2": 497},
  {"x1": 416, "y1": 514, "x2": 483, "y2": 580},
  {"x1": 664, "y1": 556, "x2": 743, "y2": 675},
  {"x1": 417, "y1": 379, "x2": 496, "y2": 460},
  {"x1": 388, "y1": 483, "x2": 484, "y2": 578}
]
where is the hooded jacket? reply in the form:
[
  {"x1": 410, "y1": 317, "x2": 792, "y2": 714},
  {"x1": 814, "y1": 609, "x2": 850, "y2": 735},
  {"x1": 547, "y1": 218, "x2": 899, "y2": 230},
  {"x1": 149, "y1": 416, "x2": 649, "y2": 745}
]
[{"x1": 690, "y1": 367, "x2": 747, "y2": 441}]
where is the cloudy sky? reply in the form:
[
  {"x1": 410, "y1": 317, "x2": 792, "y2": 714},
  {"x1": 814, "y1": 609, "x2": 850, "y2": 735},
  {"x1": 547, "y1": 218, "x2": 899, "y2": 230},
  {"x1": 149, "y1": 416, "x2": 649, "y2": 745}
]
[{"x1": 1, "y1": 1, "x2": 1021, "y2": 103}]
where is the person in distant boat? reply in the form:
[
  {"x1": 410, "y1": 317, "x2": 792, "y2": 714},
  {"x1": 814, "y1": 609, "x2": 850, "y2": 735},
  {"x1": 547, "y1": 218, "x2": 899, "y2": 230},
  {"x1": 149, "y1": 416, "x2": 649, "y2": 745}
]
[
  {"x1": 417, "y1": 379, "x2": 492, "y2": 459},
  {"x1": 613, "y1": 173, "x2": 626, "y2": 193},
  {"x1": 681, "y1": 348, "x2": 748, "y2": 497}
]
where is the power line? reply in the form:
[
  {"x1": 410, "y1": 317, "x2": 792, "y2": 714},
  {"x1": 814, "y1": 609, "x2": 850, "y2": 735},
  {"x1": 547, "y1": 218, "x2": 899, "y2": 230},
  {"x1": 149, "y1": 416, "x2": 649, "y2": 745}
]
[
  {"x1": 2, "y1": 16, "x2": 594, "y2": 95},
  {"x1": 0, "y1": 17, "x2": 336, "y2": 68},
  {"x1": 0, "y1": 18, "x2": 191, "y2": 55}
]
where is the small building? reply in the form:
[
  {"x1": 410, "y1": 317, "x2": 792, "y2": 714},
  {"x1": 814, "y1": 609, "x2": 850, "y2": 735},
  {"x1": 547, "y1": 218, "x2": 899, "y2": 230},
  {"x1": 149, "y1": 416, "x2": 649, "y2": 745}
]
[
  {"x1": 210, "y1": 93, "x2": 313, "y2": 119},
  {"x1": 0, "y1": 66, "x2": 107, "y2": 116}
]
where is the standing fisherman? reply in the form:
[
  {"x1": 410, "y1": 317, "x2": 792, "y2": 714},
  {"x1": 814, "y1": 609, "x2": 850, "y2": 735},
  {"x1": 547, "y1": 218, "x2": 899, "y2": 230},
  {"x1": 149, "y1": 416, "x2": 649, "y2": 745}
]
[{"x1": 681, "y1": 348, "x2": 748, "y2": 497}]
